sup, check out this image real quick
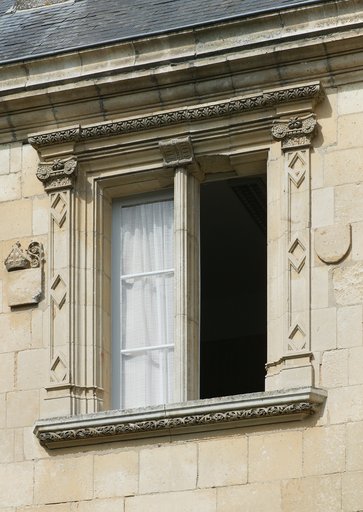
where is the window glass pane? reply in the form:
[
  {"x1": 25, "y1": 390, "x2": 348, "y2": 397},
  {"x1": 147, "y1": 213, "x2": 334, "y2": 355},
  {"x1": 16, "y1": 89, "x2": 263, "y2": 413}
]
[
  {"x1": 121, "y1": 200, "x2": 174, "y2": 275},
  {"x1": 121, "y1": 273, "x2": 174, "y2": 350},
  {"x1": 112, "y1": 195, "x2": 174, "y2": 409},
  {"x1": 122, "y1": 348, "x2": 174, "y2": 409}
]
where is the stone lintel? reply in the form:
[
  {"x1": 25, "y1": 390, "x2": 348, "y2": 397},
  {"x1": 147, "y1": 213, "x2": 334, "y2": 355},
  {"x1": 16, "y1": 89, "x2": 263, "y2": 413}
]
[{"x1": 34, "y1": 387, "x2": 326, "y2": 448}]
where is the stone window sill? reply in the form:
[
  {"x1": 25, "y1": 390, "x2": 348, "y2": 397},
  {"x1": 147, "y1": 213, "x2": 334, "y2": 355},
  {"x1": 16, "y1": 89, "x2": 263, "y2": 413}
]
[{"x1": 34, "y1": 387, "x2": 326, "y2": 449}]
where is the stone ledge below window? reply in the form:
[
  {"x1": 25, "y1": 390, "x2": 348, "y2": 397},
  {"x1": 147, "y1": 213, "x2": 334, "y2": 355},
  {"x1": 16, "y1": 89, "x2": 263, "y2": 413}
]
[{"x1": 34, "y1": 387, "x2": 326, "y2": 449}]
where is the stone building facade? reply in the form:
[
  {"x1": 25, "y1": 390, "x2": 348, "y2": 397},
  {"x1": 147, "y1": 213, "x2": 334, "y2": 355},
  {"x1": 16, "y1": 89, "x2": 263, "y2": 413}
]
[{"x1": 0, "y1": 0, "x2": 363, "y2": 510}]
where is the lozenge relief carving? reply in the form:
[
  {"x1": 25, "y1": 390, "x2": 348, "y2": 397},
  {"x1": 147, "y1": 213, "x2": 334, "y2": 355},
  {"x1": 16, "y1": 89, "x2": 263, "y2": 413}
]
[{"x1": 272, "y1": 114, "x2": 317, "y2": 356}]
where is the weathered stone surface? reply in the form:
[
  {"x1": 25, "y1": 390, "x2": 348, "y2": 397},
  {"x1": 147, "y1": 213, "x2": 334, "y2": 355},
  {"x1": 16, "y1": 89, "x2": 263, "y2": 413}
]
[
  {"x1": 282, "y1": 474, "x2": 341, "y2": 512},
  {"x1": 94, "y1": 450, "x2": 138, "y2": 498},
  {"x1": 314, "y1": 224, "x2": 351, "y2": 263},
  {"x1": 217, "y1": 482, "x2": 281, "y2": 512},
  {"x1": 249, "y1": 431, "x2": 303, "y2": 482},
  {"x1": 139, "y1": 443, "x2": 197, "y2": 494},
  {"x1": 303, "y1": 425, "x2": 345, "y2": 476},
  {"x1": 342, "y1": 471, "x2": 363, "y2": 512},
  {"x1": 198, "y1": 437, "x2": 247, "y2": 488},
  {"x1": 126, "y1": 489, "x2": 216, "y2": 512},
  {"x1": 333, "y1": 263, "x2": 363, "y2": 305},
  {"x1": 7, "y1": 268, "x2": 42, "y2": 307},
  {"x1": 337, "y1": 305, "x2": 363, "y2": 348},
  {"x1": 0, "y1": 461, "x2": 34, "y2": 507},
  {"x1": 347, "y1": 421, "x2": 363, "y2": 471},
  {"x1": 34, "y1": 455, "x2": 94, "y2": 504}
]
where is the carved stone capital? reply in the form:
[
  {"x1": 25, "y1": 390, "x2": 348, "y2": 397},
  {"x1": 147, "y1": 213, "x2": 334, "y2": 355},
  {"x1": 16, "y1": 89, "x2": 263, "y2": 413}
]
[
  {"x1": 272, "y1": 114, "x2": 317, "y2": 150},
  {"x1": 159, "y1": 136, "x2": 204, "y2": 180},
  {"x1": 36, "y1": 157, "x2": 78, "y2": 192},
  {"x1": 159, "y1": 136, "x2": 195, "y2": 168}
]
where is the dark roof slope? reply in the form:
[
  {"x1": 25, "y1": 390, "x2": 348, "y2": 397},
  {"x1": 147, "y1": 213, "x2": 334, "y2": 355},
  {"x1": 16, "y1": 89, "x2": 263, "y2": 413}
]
[{"x1": 0, "y1": 0, "x2": 330, "y2": 64}]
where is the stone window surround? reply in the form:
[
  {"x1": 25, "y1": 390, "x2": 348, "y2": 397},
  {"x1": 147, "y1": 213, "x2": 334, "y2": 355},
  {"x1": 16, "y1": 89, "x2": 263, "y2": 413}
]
[{"x1": 31, "y1": 81, "x2": 326, "y2": 447}]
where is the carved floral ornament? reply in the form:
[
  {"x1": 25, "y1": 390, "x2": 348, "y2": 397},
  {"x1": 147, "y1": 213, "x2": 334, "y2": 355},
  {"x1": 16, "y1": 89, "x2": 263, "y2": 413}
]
[
  {"x1": 4, "y1": 241, "x2": 44, "y2": 272},
  {"x1": 36, "y1": 157, "x2": 78, "y2": 192},
  {"x1": 28, "y1": 83, "x2": 323, "y2": 148}
]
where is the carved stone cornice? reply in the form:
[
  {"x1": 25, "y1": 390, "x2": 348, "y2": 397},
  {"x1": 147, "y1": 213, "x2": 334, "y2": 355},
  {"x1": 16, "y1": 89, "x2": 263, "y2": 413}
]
[
  {"x1": 272, "y1": 114, "x2": 317, "y2": 150},
  {"x1": 34, "y1": 387, "x2": 326, "y2": 448},
  {"x1": 28, "y1": 83, "x2": 323, "y2": 148},
  {"x1": 36, "y1": 157, "x2": 78, "y2": 192}
]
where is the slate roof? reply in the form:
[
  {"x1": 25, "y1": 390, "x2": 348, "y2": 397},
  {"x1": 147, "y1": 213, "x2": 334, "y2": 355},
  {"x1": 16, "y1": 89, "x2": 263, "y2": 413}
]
[{"x1": 0, "y1": 0, "x2": 330, "y2": 64}]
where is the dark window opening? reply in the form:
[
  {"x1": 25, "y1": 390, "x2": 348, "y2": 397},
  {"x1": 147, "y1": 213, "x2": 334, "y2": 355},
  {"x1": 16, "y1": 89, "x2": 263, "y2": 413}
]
[{"x1": 200, "y1": 175, "x2": 267, "y2": 399}]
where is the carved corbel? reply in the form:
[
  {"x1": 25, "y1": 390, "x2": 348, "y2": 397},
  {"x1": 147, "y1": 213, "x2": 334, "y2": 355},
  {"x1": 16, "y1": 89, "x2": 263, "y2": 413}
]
[{"x1": 36, "y1": 157, "x2": 78, "y2": 192}]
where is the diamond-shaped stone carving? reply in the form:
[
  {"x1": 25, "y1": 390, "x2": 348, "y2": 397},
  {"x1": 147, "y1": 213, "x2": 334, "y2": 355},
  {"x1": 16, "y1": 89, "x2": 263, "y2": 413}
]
[
  {"x1": 51, "y1": 192, "x2": 67, "y2": 227},
  {"x1": 50, "y1": 353, "x2": 68, "y2": 382},
  {"x1": 51, "y1": 274, "x2": 67, "y2": 309},
  {"x1": 288, "y1": 324, "x2": 306, "y2": 351},
  {"x1": 287, "y1": 151, "x2": 306, "y2": 187},
  {"x1": 288, "y1": 237, "x2": 306, "y2": 273}
]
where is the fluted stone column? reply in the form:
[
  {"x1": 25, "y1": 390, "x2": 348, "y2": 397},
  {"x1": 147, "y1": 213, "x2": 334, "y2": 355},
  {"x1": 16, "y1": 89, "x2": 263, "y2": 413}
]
[{"x1": 159, "y1": 137, "x2": 202, "y2": 402}]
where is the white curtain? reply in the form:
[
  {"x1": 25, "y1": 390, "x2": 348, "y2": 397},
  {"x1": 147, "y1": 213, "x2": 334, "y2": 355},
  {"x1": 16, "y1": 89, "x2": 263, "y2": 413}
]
[{"x1": 116, "y1": 199, "x2": 174, "y2": 409}]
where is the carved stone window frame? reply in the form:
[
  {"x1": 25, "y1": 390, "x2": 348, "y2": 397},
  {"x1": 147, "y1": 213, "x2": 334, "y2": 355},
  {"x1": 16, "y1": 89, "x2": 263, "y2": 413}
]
[{"x1": 31, "y1": 81, "x2": 326, "y2": 445}]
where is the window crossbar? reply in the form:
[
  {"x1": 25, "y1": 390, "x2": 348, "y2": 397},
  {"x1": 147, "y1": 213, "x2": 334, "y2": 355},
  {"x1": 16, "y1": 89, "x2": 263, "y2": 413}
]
[
  {"x1": 121, "y1": 343, "x2": 174, "y2": 354},
  {"x1": 121, "y1": 268, "x2": 174, "y2": 280}
]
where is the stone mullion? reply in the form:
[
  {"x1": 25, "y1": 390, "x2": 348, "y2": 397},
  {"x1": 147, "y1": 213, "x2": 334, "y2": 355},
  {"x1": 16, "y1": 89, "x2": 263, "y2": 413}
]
[
  {"x1": 173, "y1": 166, "x2": 200, "y2": 402},
  {"x1": 159, "y1": 137, "x2": 201, "y2": 402},
  {"x1": 271, "y1": 114, "x2": 317, "y2": 387}
]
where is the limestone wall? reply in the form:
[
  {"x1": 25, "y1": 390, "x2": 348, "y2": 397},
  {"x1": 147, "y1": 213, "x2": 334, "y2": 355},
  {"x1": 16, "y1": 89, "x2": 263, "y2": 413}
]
[
  {"x1": 0, "y1": 0, "x2": 363, "y2": 504},
  {"x1": 0, "y1": 82, "x2": 361, "y2": 512}
]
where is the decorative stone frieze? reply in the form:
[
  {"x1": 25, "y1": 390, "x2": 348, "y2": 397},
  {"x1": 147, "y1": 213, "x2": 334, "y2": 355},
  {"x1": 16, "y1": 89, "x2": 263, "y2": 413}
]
[
  {"x1": 29, "y1": 83, "x2": 323, "y2": 148},
  {"x1": 36, "y1": 157, "x2": 78, "y2": 192},
  {"x1": 34, "y1": 387, "x2": 327, "y2": 448}
]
